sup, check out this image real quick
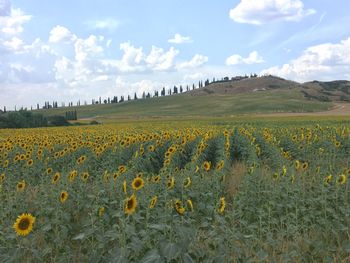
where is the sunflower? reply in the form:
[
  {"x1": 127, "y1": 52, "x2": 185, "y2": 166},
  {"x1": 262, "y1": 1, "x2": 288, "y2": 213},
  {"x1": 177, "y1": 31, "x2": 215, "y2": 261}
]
[
  {"x1": 0, "y1": 173, "x2": 5, "y2": 183},
  {"x1": 175, "y1": 200, "x2": 185, "y2": 215},
  {"x1": 69, "y1": 170, "x2": 77, "y2": 182},
  {"x1": 183, "y1": 177, "x2": 191, "y2": 188},
  {"x1": 324, "y1": 175, "x2": 333, "y2": 186},
  {"x1": 46, "y1": 167, "x2": 53, "y2": 175},
  {"x1": 52, "y1": 172, "x2": 61, "y2": 184},
  {"x1": 148, "y1": 145, "x2": 155, "y2": 152},
  {"x1": 98, "y1": 207, "x2": 105, "y2": 217},
  {"x1": 3, "y1": 159, "x2": 9, "y2": 167},
  {"x1": 302, "y1": 162, "x2": 309, "y2": 171},
  {"x1": 149, "y1": 196, "x2": 158, "y2": 209},
  {"x1": 81, "y1": 172, "x2": 89, "y2": 182},
  {"x1": 17, "y1": 180, "x2": 26, "y2": 192},
  {"x1": 131, "y1": 177, "x2": 145, "y2": 191},
  {"x1": 13, "y1": 213, "x2": 35, "y2": 236},
  {"x1": 123, "y1": 180, "x2": 127, "y2": 194},
  {"x1": 203, "y1": 161, "x2": 211, "y2": 172},
  {"x1": 335, "y1": 141, "x2": 341, "y2": 148},
  {"x1": 167, "y1": 177, "x2": 175, "y2": 189},
  {"x1": 216, "y1": 160, "x2": 224, "y2": 170},
  {"x1": 125, "y1": 194, "x2": 137, "y2": 215},
  {"x1": 164, "y1": 159, "x2": 171, "y2": 166},
  {"x1": 295, "y1": 160, "x2": 300, "y2": 170},
  {"x1": 77, "y1": 155, "x2": 86, "y2": 165},
  {"x1": 60, "y1": 191, "x2": 68, "y2": 203},
  {"x1": 337, "y1": 174, "x2": 347, "y2": 185},
  {"x1": 27, "y1": 159, "x2": 33, "y2": 167},
  {"x1": 152, "y1": 175, "x2": 161, "y2": 183},
  {"x1": 137, "y1": 172, "x2": 143, "y2": 178},
  {"x1": 315, "y1": 166, "x2": 321, "y2": 174},
  {"x1": 118, "y1": 165, "x2": 126, "y2": 174},
  {"x1": 187, "y1": 200, "x2": 194, "y2": 212},
  {"x1": 218, "y1": 197, "x2": 226, "y2": 214}
]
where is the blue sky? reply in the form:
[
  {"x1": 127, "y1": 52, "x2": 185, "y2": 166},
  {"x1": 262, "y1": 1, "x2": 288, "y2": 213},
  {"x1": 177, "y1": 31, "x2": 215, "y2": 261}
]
[{"x1": 1, "y1": 0, "x2": 350, "y2": 109}]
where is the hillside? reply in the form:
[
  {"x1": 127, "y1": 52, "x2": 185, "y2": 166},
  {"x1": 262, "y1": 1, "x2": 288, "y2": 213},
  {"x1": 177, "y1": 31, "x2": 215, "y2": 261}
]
[{"x1": 34, "y1": 76, "x2": 350, "y2": 122}]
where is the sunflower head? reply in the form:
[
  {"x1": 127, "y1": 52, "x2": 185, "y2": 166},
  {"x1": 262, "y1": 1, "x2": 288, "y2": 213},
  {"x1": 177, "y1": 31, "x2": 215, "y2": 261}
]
[
  {"x1": 187, "y1": 200, "x2": 194, "y2": 212},
  {"x1": 149, "y1": 196, "x2": 158, "y2": 209},
  {"x1": 27, "y1": 159, "x2": 33, "y2": 167},
  {"x1": 52, "y1": 172, "x2": 61, "y2": 184},
  {"x1": 131, "y1": 177, "x2": 145, "y2": 191},
  {"x1": 324, "y1": 175, "x2": 333, "y2": 186},
  {"x1": 337, "y1": 174, "x2": 347, "y2": 185},
  {"x1": 218, "y1": 197, "x2": 226, "y2": 214},
  {"x1": 60, "y1": 191, "x2": 68, "y2": 203},
  {"x1": 302, "y1": 162, "x2": 309, "y2": 171},
  {"x1": 118, "y1": 165, "x2": 126, "y2": 174},
  {"x1": 0, "y1": 173, "x2": 5, "y2": 183},
  {"x1": 98, "y1": 207, "x2": 105, "y2": 217},
  {"x1": 152, "y1": 175, "x2": 161, "y2": 183},
  {"x1": 81, "y1": 172, "x2": 89, "y2": 182},
  {"x1": 148, "y1": 145, "x2": 155, "y2": 152},
  {"x1": 183, "y1": 177, "x2": 191, "y2": 188},
  {"x1": 13, "y1": 213, "x2": 35, "y2": 236},
  {"x1": 17, "y1": 180, "x2": 26, "y2": 192},
  {"x1": 167, "y1": 177, "x2": 175, "y2": 189},
  {"x1": 203, "y1": 161, "x2": 211, "y2": 172},
  {"x1": 125, "y1": 194, "x2": 137, "y2": 215},
  {"x1": 123, "y1": 180, "x2": 127, "y2": 194}
]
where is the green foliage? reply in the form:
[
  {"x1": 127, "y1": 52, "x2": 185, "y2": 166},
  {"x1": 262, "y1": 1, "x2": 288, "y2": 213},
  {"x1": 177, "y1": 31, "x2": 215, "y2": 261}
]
[
  {"x1": 47, "y1": 115, "x2": 71, "y2": 126},
  {"x1": 0, "y1": 110, "x2": 48, "y2": 128}
]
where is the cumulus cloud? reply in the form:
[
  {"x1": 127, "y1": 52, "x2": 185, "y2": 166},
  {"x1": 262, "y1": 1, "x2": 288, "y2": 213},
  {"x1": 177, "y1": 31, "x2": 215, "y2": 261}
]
[
  {"x1": 0, "y1": 8, "x2": 31, "y2": 37},
  {"x1": 229, "y1": 0, "x2": 316, "y2": 25},
  {"x1": 0, "y1": 0, "x2": 11, "y2": 16},
  {"x1": 146, "y1": 46, "x2": 179, "y2": 71},
  {"x1": 177, "y1": 54, "x2": 208, "y2": 69},
  {"x1": 168, "y1": 33, "x2": 193, "y2": 44},
  {"x1": 261, "y1": 37, "x2": 350, "y2": 81},
  {"x1": 226, "y1": 51, "x2": 264, "y2": 65},
  {"x1": 85, "y1": 18, "x2": 120, "y2": 30},
  {"x1": 49, "y1": 25, "x2": 77, "y2": 43}
]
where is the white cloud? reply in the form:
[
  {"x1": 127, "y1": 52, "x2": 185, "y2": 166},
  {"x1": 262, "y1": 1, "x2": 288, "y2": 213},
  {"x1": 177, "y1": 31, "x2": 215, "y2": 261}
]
[
  {"x1": 0, "y1": 0, "x2": 11, "y2": 16},
  {"x1": 226, "y1": 51, "x2": 264, "y2": 65},
  {"x1": 261, "y1": 37, "x2": 350, "y2": 81},
  {"x1": 229, "y1": 0, "x2": 316, "y2": 25},
  {"x1": 183, "y1": 72, "x2": 205, "y2": 81},
  {"x1": 0, "y1": 7, "x2": 31, "y2": 35},
  {"x1": 49, "y1": 25, "x2": 76, "y2": 43},
  {"x1": 74, "y1": 35, "x2": 104, "y2": 62},
  {"x1": 3, "y1": 36, "x2": 23, "y2": 51},
  {"x1": 178, "y1": 54, "x2": 208, "y2": 69},
  {"x1": 168, "y1": 33, "x2": 193, "y2": 44},
  {"x1": 146, "y1": 46, "x2": 179, "y2": 71},
  {"x1": 85, "y1": 18, "x2": 120, "y2": 30}
]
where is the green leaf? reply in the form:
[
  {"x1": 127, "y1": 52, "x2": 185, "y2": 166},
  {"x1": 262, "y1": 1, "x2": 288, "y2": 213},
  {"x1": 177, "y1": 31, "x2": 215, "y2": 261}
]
[
  {"x1": 160, "y1": 242, "x2": 180, "y2": 261},
  {"x1": 140, "y1": 249, "x2": 163, "y2": 263},
  {"x1": 182, "y1": 253, "x2": 195, "y2": 263},
  {"x1": 72, "y1": 233, "x2": 85, "y2": 240}
]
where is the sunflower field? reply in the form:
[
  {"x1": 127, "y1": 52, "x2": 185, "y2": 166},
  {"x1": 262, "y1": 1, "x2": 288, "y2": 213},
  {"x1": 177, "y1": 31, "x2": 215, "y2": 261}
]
[{"x1": 1, "y1": 120, "x2": 350, "y2": 262}]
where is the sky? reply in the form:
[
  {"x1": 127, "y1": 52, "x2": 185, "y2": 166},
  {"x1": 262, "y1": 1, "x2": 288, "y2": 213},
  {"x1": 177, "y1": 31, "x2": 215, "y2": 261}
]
[{"x1": 1, "y1": 0, "x2": 350, "y2": 109}]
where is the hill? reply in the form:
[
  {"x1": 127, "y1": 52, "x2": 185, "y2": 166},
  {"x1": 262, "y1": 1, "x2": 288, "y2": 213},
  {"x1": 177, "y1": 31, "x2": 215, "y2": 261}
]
[{"x1": 36, "y1": 76, "x2": 350, "y2": 121}]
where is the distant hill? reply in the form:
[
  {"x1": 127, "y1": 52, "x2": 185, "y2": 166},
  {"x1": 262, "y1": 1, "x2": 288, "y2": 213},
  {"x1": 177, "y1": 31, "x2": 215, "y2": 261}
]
[{"x1": 36, "y1": 76, "x2": 350, "y2": 121}]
